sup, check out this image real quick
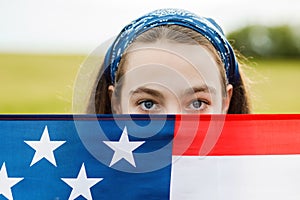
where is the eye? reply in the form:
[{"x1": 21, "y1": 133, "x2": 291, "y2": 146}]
[
  {"x1": 192, "y1": 100, "x2": 202, "y2": 109},
  {"x1": 142, "y1": 100, "x2": 154, "y2": 110},
  {"x1": 187, "y1": 99, "x2": 208, "y2": 111},
  {"x1": 138, "y1": 100, "x2": 158, "y2": 111}
]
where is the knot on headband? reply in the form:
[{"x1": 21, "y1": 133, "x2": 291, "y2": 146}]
[{"x1": 104, "y1": 8, "x2": 240, "y2": 86}]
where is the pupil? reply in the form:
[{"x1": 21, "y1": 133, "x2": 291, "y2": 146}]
[
  {"x1": 144, "y1": 101, "x2": 153, "y2": 109},
  {"x1": 193, "y1": 100, "x2": 201, "y2": 108}
]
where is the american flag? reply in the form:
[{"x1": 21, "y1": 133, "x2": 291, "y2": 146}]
[{"x1": 1, "y1": 114, "x2": 300, "y2": 200}]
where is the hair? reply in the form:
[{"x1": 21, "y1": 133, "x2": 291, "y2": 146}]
[{"x1": 88, "y1": 25, "x2": 251, "y2": 114}]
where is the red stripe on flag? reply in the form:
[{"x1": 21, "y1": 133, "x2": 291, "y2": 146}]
[{"x1": 173, "y1": 114, "x2": 300, "y2": 156}]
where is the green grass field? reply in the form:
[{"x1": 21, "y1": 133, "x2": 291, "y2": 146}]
[
  {"x1": 246, "y1": 59, "x2": 300, "y2": 113},
  {"x1": 0, "y1": 53, "x2": 299, "y2": 113},
  {"x1": 0, "y1": 54, "x2": 85, "y2": 113}
]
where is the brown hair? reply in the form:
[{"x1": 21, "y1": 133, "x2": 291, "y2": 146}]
[{"x1": 88, "y1": 25, "x2": 251, "y2": 114}]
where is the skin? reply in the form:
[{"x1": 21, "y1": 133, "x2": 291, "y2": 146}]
[{"x1": 109, "y1": 41, "x2": 232, "y2": 114}]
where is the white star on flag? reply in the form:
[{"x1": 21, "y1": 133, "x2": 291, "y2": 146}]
[
  {"x1": 103, "y1": 126, "x2": 145, "y2": 167},
  {"x1": 61, "y1": 163, "x2": 103, "y2": 200},
  {"x1": 0, "y1": 163, "x2": 23, "y2": 200},
  {"x1": 25, "y1": 125, "x2": 65, "y2": 167}
]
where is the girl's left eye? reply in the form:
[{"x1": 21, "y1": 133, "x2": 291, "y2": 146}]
[{"x1": 187, "y1": 100, "x2": 207, "y2": 111}]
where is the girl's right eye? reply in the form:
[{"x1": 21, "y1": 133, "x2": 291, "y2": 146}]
[
  {"x1": 138, "y1": 100, "x2": 160, "y2": 112},
  {"x1": 142, "y1": 100, "x2": 154, "y2": 110}
]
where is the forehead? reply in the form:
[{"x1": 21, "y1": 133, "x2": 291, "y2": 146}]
[{"x1": 122, "y1": 42, "x2": 222, "y2": 87}]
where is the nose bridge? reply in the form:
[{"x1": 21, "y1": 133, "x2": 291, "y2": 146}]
[{"x1": 164, "y1": 95, "x2": 182, "y2": 114}]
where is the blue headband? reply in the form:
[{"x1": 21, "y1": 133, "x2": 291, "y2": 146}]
[{"x1": 104, "y1": 8, "x2": 240, "y2": 86}]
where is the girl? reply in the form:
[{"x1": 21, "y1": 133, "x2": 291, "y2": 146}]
[{"x1": 85, "y1": 8, "x2": 251, "y2": 114}]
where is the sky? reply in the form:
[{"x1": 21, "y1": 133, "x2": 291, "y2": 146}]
[{"x1": 1, "y1": 0, "x2": 300, "y2": 54}]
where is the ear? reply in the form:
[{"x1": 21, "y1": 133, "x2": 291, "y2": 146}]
[
  {"x1": 223, "y1": 84, "x2": 233, "y2": 113},
  {"x1": 108, "y1": 85, "x2": 121, "y2": 114},
  {"x1": 108, "y1": 85, "x2": 115, "y2": 99}
]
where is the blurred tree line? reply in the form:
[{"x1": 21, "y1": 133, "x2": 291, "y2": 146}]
[{"x1": 227, "y1": 25, "x2": 300, "y2": 58}]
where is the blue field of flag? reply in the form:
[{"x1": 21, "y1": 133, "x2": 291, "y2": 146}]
[{"x1": 0, "y1": 115, "x2": 175, "y2": 200}]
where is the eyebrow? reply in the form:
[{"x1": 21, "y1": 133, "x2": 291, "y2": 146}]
[
  {"x1": 129, "y1": 87, "x2": 164, "y2": 99},
  {"x1": 184, "y1": 85, "x2": 216, "y2": 96}
]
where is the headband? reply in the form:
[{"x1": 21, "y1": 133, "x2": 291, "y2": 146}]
[{"x1": 103, "y1": 8, "x2": 240, "y2": 86}]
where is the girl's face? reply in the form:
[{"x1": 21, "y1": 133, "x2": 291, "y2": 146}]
[{"x1": 110, "y1": 42, "x2": 232, "y2": 114}]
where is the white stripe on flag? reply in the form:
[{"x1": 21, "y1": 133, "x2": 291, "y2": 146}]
[{"x1": 170, "y1": 155, "x2": 300, "y2": 200}]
